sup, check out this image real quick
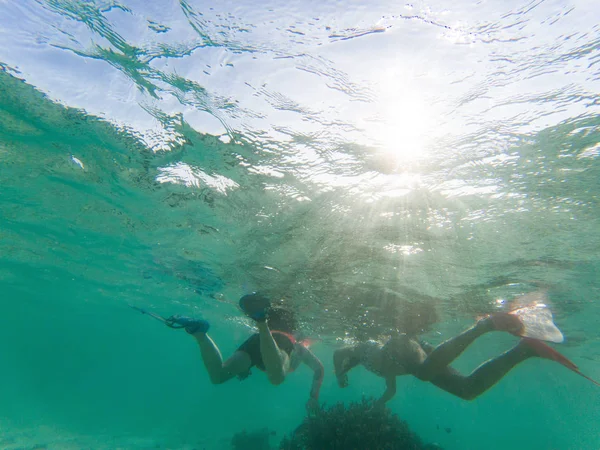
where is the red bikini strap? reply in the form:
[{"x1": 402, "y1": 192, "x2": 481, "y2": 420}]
[{"x1": 272, "y1": 330, "x2": 297, "y2": 344}]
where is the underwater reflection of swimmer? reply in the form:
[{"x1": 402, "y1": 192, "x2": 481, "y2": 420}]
[
  {"x1": 136, "y1": 293, "x2": 324, "y2": 413},
  {"x1": 334, "y1": 307, "x2": 599, "y2": 408}
]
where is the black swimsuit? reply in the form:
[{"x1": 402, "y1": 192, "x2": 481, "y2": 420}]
[{"x1": 236, "y1": 331, "x2": 295, "y2": 371}]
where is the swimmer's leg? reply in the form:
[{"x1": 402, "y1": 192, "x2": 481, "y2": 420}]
[
  {"x1": 417, "y1": 313, "x2": 522, "y2": 380},
  {"x1": 426, "y1": 341, "x2": 534, "y2": 400},
  {"x1": 191, "y1": 331, "x2": 252, "y2": 384}
]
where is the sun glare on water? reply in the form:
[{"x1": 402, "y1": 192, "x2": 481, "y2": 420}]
[{"x1": 362, "y1": 72, "x2": 439, "y2": 173}]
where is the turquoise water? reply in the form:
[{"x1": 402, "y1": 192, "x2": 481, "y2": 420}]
[{"x1": 1, "y1": 1, "x2": 600, "y2": 449}]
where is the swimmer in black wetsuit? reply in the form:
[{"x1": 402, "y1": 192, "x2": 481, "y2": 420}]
[
  {"x1": 168, "y1": 293, "x2": 324, "y2": 413},
  {"x1": 334, "y1": 310, "x2": 599, "y2": 409}
]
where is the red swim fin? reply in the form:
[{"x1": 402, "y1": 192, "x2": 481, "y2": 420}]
[
  {"x1": 522, "y1": 338, "x2": 600, "y2": 387},
  {"x1": 576, "y1": 371, "x2": 600, "y2": 387},
  {"x1": 509, "y1": 306, "x2": 564, "y2": 343}
]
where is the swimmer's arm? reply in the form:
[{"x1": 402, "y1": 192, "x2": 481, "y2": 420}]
[
  {"x1": 375, "y1": 376, "x2": 397, "y2": 408},
  {"x1": 419, "y1": 340, "x2": 435, "y2": 355},
  {"x1": 300, "y1": 346, "x2": 324, "y2": 400}
]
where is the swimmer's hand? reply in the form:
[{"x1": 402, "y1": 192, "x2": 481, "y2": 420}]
[
  {"x1": 336, "y1": 373, "x2": 349, "y2": 388},
  {"x1": 306, "y1": 397, "x2": 320, "y2": 416}
]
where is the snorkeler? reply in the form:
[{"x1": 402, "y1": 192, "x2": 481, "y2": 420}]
[
  {"x1": 160, "y1": 293, "x2": 324, "y2": 412},
  {"x1": 333, "y1": 308, "x2": 599, "y2": 408}
]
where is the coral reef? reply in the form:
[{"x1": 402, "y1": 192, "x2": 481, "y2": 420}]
[
  {"x1": 279, "y1": 397, "x2": 441, "y2": 450},
  {"x1": 231, "y1": 427, "x2": 276, "y2": 450}
]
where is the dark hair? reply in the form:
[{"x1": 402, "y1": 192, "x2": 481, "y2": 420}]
[{"x1": 266, "y1": 305, "x2": 298, "y2": 334}]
